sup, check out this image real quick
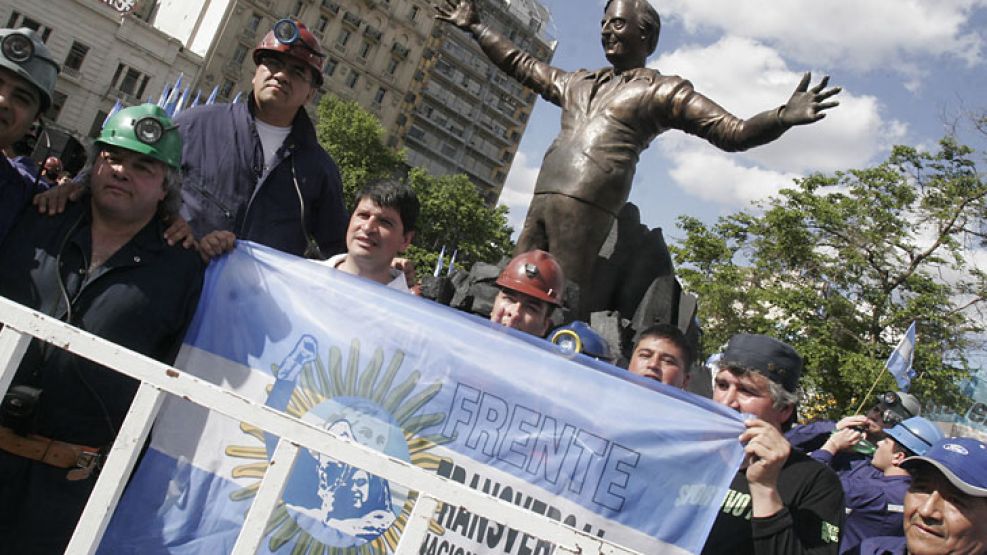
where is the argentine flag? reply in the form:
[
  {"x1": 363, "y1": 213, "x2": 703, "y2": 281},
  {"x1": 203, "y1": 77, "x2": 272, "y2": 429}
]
[
  {"x1": 98, "y1": 243, "x2": 745, "y2": 554},
  {"x1": 886, "y1": 322, "x2": 917, "y2": 391}
]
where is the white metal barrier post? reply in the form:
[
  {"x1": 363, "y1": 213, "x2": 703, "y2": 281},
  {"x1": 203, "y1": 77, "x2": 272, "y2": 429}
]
[{"x1": 0, "y1": 296, "x2": 644, "y2": 555}]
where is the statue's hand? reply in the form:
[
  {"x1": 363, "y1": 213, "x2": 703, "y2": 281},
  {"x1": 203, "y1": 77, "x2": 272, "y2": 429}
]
[
  {"x1": 434, "y1": 0, "x2": 480, "y2": 31},
  {"x1": 780, "y1": 72, "x2": 841, "y2": 126}
]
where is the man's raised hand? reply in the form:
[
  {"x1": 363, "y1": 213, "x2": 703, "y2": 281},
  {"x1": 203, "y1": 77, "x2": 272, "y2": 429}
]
[{"x1": 434, "y1": 0, "x2": 480, "y2": 31}]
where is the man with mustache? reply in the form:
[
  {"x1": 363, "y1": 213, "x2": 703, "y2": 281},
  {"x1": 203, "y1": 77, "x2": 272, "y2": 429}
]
[{"x1": 856, "y1": 437, "x2": 987, "y2": 555}]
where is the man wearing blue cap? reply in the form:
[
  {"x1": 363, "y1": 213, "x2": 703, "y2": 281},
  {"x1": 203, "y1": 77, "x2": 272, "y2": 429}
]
[
  {"x1": 814, "y1": 417, "x2": 943, "y2": 553},
  {"x1": 856, "y1": 436, "x2": 987, "y2": 554},
  {"x1": 703, "y1": 333, "x2": 844, "y2": 555}
]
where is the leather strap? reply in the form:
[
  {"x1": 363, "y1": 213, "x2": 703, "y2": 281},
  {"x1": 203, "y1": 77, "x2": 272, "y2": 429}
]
[{"x1": 0, "y1": 425, "x2": 100, "y2": 470}]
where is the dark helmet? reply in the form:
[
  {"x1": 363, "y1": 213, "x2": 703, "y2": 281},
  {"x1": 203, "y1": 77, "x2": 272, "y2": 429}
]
[
  {"x1": 96, "y1": 104, "x2": 182, "y2": 169},
  {"x1": 550, "y1": 321, "x2": 612, "y2": 362},
  {"x1": 877, "y1": 391, "x2": 921, "y2": 427},
  {"x1": 0, "y1": 27, "x2": 59, "y2": 112},
  {"x1": 253, "y1": 19, "x2": 325, "y2": 85},
  {"x1": 496, "y1": 250, "x2": 565, "y2": 307}
]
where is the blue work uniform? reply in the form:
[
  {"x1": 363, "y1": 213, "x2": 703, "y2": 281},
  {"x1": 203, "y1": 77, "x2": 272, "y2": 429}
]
[
  {"x1": 174, "y1": 96, "x2": 347, "y2": 258},
  {"x1": 811, "y1": 451, "x2": 909, "y2": 554}
]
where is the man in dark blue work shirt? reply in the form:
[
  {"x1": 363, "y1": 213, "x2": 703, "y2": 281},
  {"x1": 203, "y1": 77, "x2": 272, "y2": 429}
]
[
  {"x1": 0, "y1": 105, "x2": 204, "y2": 554},
  {"x1": 812, "y1": 417, "x2": 942, "y2": 553}
]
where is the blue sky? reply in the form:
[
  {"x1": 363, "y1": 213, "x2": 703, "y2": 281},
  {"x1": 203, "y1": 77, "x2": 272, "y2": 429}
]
[{"x1": 497, "y1": 0, "x2": 987, "y2": 242}]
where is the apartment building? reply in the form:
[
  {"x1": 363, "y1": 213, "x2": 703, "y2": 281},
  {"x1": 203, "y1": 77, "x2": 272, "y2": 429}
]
[{"x1": 401, "y1": 0, "x2": 554, "y2": 202}]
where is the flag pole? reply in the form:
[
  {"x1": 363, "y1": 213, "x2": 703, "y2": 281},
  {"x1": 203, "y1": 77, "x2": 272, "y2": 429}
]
[{"x1": 854, "y1": 368, "x2": 888, "y2": 414}]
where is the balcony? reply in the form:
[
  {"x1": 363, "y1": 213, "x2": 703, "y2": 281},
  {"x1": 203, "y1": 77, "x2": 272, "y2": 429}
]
[
  {"x1": 391, "y1": 42, "x2": 410, "y2": 59},
  {"x1": 364, "y1": 26, "x2": 382, "y2": 42},
  {"x1": 342, "y1": 11, "x2": 362, "y2": 28}
]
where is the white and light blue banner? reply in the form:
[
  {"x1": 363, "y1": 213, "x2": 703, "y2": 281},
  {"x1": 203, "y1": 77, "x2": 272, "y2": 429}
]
[{"x1": 99, "y1": 243, "x2": 745, "y2": 555}]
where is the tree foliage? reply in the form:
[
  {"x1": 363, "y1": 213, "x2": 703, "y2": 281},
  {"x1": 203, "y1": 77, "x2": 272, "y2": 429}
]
[
  {"x1": 671, "y1": 138, "x2": 987, "y2": 418},
  {"x1": 315, "y1": 93, "x2": 405, "y2": 207},
  {"x1": 314, "y1": 93, "x2": 514, "y2": 276},
  {"x1": 406, "y1": 168, "x2": 514, "y2": 275}
]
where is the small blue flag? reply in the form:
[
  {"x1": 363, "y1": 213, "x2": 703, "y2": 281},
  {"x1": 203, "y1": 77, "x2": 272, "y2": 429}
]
[{"x1": 886, "y1": 321, "x2": 917, "y2": 391}]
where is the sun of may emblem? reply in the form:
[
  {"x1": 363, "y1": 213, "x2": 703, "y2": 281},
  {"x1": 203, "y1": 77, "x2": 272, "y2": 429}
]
[{"x1": 225, "y1": 335, "x2": 451, "y2": 554}]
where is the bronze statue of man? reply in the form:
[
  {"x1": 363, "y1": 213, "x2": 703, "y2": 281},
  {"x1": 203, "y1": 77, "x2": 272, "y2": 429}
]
[{"x1": 435, "y1": 0, "x2": 841, "y2": 310}]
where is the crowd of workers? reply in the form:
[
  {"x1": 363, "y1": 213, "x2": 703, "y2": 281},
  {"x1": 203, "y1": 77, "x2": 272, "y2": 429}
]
[{"x1": 0, "y1": 12, "x2": 984, "y2": 555}]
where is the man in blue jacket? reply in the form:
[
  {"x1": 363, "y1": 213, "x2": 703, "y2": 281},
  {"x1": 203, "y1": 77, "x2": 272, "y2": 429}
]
[
  {"x1": 182, "y1": 19, "x2": 347, "y2": 259},
  {"x1": 34, "y1": 20, "x2": 348, "y2": 260}
]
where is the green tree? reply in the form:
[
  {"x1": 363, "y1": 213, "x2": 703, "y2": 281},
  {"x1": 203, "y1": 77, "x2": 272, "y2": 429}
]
[
  {"x1": 406, "y1": 168, "x2": 513, "y2": 276},
  {"x1": 314, "y1": 93, "x2": 514, "y2": 276},
  {"x1": 315, "y1": 93, "x2": 405, "y2": 207},
  {"x1": 671, "y1": 138, "x2": 987, "y2": 418}
]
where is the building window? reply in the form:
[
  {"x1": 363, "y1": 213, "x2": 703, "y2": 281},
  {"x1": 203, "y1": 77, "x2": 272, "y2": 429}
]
[
  {"x1": 322, "y1": 0, "x2": 340, "y2": 13},
  {"x1": 231, "y1": 44, "x2": 248, "y2": 65},
  {"x1": 88, "y1": 111, "x2": 108, "y2": 138},
  {"x1": 409, "y1": 5, "x2": 420, "y2": 22},
  {"x1": 220, "y1": 79, "x2": 236, "y2": 99},
  {"x1": 291, "y1": 1, "x2": 304, "y2": 16},
  {"x1": 111, "y1": 63, "x2": 150, "y2": 98},
  {"x1": 316, "y1": 15, "x2": 329, "y2": 33},
  {"x1": 324, "y1": 57, "x2": 338, "y2": 77},
  {"x1": 374, "y1": 87, "x2": 386, "y2": 104},
  {"x1": 345, "y1": 71, "x2": 359, "y2": 89},
  {"x1": 45, "y1": 90, "x2": 67, "y2": 121},
  {"x1": 336, "y1": 28, "x2": 351, "y2": 48},
  {"x1": 6, "y1": 11, "x2": 52, "y2": 41},
  {"x1": 247, "y1": 13, "x2": 262, "y2": 31},
  {"x1": 358, "y1": 40, "x2": 372, "y2": 59},
  {"x1": 63, "y1": 41, "x2": 89, "y2": 71},
  {"x1": 386, "y1": 58, "x2": 399, "y2": 75}
]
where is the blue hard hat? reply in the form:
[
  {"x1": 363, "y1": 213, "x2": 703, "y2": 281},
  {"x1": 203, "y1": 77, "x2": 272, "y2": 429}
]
[
  {"x1": 550, "y1": 321, "x2": 612, "y2": 362},
  {"x1": 886, "y1": 416, "x2": 943, "y2": 457}
]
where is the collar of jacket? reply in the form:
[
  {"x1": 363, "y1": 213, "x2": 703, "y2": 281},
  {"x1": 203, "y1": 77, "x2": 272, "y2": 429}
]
[{"x1": 243, "y1": 92, "x2": 320, "y2": 151}]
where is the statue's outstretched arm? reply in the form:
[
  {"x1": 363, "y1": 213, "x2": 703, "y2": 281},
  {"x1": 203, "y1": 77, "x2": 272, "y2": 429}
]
[
  {"x1": 677, "y1": 72, "x2": 841, "y2": 152},
  {"x1": 434, "y1": 0, "x2": 563, "y2": 99}
]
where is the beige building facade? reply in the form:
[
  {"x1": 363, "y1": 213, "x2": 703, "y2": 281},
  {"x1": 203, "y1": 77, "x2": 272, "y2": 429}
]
[{"x1": 1, "y1": 0, "x2": 202, "y2": 169}]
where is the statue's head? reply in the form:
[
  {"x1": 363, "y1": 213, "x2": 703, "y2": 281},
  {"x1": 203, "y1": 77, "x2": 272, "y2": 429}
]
[{"x1": 602, "y1": 0, "x2": 661, "y2": 68}]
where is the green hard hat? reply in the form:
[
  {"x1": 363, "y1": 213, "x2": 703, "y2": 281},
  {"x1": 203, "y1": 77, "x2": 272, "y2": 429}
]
[
  {"x1": 97, "y1": 104, "x2": 182, "y2": 169},
  {"x1": 0, "y1": 27, "x2": 59, "y2": 112}
]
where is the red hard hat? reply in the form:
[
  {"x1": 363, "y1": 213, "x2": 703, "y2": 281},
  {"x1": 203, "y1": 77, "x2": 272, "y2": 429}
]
[
  {"x1": 496, "y1": 250, "x2": 565, "y2": 307},
  {"x1": 253, "y1": 19, "x2": 325, "y2": 85},
  {"x1": 44, "y1": 156, "x2": 61, "y2": 172}
]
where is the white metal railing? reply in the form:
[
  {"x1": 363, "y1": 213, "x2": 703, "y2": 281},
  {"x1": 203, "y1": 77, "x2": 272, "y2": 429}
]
[{"x1": 0, "y1": 297, "x2": 642, "y2": 555}]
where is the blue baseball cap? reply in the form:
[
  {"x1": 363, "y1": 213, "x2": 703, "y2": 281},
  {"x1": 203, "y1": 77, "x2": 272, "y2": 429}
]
[{"x1": 902, "y1": 437, "x2": 987, "y2": 497}]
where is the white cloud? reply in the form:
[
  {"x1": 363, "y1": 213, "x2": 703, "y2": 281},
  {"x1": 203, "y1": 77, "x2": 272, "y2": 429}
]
[
  {"x1": 665, "y1": 148, "x2": 800, "y2": 205},
  {"x1": 652, "y1": 0, "x2": 987, "y2": 80},
  {"x1": 649, "y1": 37, "x2": 908, "y2": 206},
  {"x1": 498, "y1": 150, "x2": 540, "y2": 237}
]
